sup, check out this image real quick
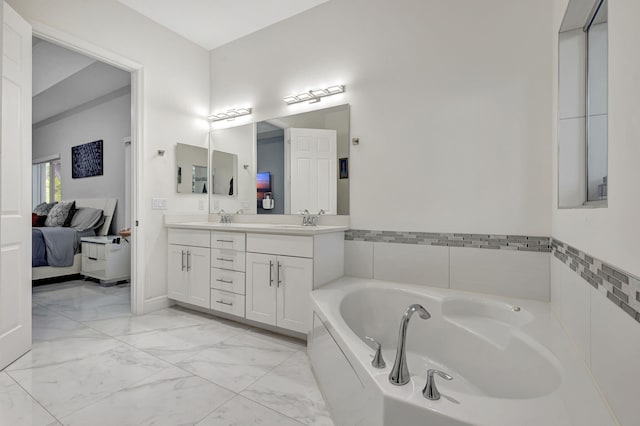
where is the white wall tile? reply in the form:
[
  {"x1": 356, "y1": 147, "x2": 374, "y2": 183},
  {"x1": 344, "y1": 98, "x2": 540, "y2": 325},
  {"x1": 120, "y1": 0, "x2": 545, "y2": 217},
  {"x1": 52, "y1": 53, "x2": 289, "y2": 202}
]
[
  {"x1": 450, "y1": 248, "x2": 550, "y2": 301},
  {"x1": 590, "y1": 286, "x2": 640, "y2": 426},
  {"x1": 550, "y1": 257, "x2": 590, "y2": 365},
  {"x1": 559, "y1": 28, "x2": 586, "y2": 119},
  {"x1": 558, "y1": 117, "x2": 586, "y2": 208},
  {"x1": 373, "y1": 243, "x2": 449, "y2": 288},
  {"x1": 344, "y1": 240, "x2": 373, "y2": 279}
]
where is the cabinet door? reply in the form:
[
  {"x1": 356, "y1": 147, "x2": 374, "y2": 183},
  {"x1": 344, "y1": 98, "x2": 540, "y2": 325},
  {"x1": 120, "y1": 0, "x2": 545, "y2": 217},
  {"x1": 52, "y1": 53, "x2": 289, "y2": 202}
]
[
  {"x1": 168, "y1": 245, "x2": 188, "y2": 303},
  {"x1": 246, "y1": 253, "x2": 277, "y2": 326},
  {"x1": 276, "y1": 256, "x2": 313, "y2": 333},
  {"x1": 187, "y1": 246, "x2": 211, "y2": 309}
]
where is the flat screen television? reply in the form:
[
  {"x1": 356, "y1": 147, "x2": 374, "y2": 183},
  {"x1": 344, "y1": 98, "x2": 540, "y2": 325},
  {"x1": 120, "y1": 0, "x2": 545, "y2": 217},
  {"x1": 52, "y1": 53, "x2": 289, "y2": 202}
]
[{"x1": 256, "y1": 172, "x2": 271, "y2": 200}]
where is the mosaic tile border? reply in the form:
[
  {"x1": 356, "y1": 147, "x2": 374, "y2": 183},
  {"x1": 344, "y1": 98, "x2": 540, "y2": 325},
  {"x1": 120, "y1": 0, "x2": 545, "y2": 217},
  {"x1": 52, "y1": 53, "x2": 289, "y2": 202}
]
[
  {"x1": 552, "y1": 238, "x2": 640, "y2": 324},
  {"x1": 345, "y1": 229, "x2": 551, "y2": 252}
]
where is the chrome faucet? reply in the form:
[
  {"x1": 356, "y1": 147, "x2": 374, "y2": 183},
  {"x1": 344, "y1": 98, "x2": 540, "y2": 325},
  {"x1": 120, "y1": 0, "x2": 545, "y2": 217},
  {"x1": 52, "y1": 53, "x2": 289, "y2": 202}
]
[
  {"x1": 219, "y1": 209, "x2": 232, "y2": 223},
  {"x1": 219, "y1": 209, "x2": 243, "y2": 224},
  {"x1": 423, "y1": 369, "x2": 453, "y2": 400},
  {"x1": 389, "y1": 304, "x2": 431, "y2": 386},
  {"x1": 301, "y1": 209, "x2": 325, "y2": 226}
]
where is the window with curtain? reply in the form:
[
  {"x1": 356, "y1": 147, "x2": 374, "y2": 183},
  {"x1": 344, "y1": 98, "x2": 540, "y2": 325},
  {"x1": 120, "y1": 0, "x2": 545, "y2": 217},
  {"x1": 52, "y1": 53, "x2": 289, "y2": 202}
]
[{"x1": 32, "y1": 157, "x2": 62, "y2": 208}]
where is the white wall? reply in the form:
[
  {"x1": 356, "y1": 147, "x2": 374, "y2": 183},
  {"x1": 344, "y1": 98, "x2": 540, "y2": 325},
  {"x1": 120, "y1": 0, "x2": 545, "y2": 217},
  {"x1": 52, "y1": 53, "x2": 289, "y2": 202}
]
[
  {"x1": 8, "y1": 0, "x2": 211, "y2": 310},
  {"x1": 551, "y1": 1, "x2": 640, "y2": 424},
  {"x1": 33, "y1": 92, "x2": 130, "y2": 232},
  {"x1": 210, "y1": 0, "x2": 554, "y2": 235}
]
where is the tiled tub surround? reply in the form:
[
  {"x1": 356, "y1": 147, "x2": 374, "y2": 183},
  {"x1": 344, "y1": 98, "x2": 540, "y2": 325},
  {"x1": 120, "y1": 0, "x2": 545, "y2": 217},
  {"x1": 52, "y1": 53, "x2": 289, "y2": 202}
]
[
  {"x1": 346, "y1": 230, "x2": 551, "y2": 252},
  {"x1": 345, "y1": 230, "x2": 552, "y2": 301},
  {"x1": 550, "y1": 241, "x2": 640, "y2": 426},
  {"x1": 552, "y1": 238, "x2": 640, "y2": 323}
]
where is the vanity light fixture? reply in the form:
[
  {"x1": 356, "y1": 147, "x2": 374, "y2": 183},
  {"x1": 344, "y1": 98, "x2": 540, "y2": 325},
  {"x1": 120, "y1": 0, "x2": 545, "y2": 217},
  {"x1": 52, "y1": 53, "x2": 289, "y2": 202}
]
[
  {"x1": 284, "y1": 85, "x2": 345, "y2": 105},
  {"x1": 208, "y1": 108, "x2": 252, "y2": 122}
]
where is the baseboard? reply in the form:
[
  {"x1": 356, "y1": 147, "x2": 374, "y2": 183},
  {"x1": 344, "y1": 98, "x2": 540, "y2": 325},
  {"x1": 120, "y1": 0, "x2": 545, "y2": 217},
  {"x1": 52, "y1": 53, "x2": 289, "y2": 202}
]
[{"x1": 143, "y1": 295, "x2": 174, "y2": 313}]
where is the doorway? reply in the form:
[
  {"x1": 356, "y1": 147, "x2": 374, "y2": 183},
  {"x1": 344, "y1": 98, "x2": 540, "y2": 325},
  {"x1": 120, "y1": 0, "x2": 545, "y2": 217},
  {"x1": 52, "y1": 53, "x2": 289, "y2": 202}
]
[
  {"x1": 29, "y1": 26, "x2": 145, "y2": 316},
  {"x1": 31, "y1": 35, "x2": 134, "y2": 319}
]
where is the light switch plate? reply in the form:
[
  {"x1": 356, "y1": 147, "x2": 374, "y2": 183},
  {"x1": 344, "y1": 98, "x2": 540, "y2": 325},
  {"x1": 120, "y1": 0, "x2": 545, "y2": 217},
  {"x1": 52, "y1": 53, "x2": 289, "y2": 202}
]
[{"x1": 152, "y1": 198, "x2": 168, "y2": 210}]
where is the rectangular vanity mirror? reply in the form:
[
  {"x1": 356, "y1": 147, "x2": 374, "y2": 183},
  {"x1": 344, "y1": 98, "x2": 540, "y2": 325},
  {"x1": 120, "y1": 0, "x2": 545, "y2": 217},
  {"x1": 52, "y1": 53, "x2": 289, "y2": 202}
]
[
  {"x1": 209, "y1": 104, "x2": 350, "y2": 215},
  {"x1": 176, "y1": 143, "x2": 208, "y2": 194},
  {"x1": 211, "y1": 150, "x2": 238, "y2": 196}
]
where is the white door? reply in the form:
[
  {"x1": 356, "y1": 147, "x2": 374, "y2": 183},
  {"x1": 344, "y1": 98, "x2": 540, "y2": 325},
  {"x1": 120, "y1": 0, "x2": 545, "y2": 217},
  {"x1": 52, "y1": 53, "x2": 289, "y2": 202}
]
[
  {"x1": 246, "y1": 253, "x2": 277, "y2": 326},
  {"x1": 167, "y1": 245, "x2": 188, "y2": 303},
  {"x1": 0, "y1": 3, "x2": 32, "y2": 370},
  {"x1": 276, "y1": 256, "x2": 313, "y2": 333},
  {"x1": 286, "y1": 128, "x2": 337, "y2": 214},
  {"x1": 186, "y1": 246, "x2": 210, "y2": 309}
]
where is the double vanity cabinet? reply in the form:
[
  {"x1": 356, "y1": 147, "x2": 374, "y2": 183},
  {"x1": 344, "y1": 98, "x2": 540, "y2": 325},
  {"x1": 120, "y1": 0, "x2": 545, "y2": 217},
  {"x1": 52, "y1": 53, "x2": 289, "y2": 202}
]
[{"x1": 167, "y1": 223, "x2": 345, "y2": 335}]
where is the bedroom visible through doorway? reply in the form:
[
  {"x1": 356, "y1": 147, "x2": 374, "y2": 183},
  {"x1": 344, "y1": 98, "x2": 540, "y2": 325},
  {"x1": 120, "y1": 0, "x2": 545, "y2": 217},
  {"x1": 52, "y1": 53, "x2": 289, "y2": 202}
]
[{"x1": 31, "y1": 36, "x2": 134, "y2": 321}]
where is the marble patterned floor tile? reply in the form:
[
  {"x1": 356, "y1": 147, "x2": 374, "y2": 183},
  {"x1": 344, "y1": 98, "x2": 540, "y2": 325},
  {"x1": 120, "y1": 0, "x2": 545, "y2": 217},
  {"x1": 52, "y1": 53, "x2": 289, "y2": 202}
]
[
  {"x1": 32, "y1": 305, "x2": 97, "y2": 342},
  {"x1": 51, "y1": 296, "x2": 132, "y2": 322},
  {"x1": 197, "y1": 395, "x2": 304, "y2": 426},
  {"x1": 83, "y1": 306, "x2": 212, "y2": 337},
  {"x1": 116, "y1": 321, "x2": 249, "y2": 364},
  {"x1": 7, "y1": 343, "x2": 171, "y2": 418},
  {"x1": 60, "y1": 366, "x2": 234, "y2": 426},
  {"x1": 0, "y1": 372, "x2": 58, "y2": 426},
  {"x1": 241, "y1": 352, "x2": 334, "y2": 426},
  {"x1": 245, "y1": 327, "x2": 307, "y2": 352},
  {"x1": 34, "y1": 281, "x2": 131, "y2": 322},
  {"x1": 6, "y1": 333, "x2": 120, "y2": 371},
  {"x1": 176, "y1": 332, "x2": 297, "y2": 392}
]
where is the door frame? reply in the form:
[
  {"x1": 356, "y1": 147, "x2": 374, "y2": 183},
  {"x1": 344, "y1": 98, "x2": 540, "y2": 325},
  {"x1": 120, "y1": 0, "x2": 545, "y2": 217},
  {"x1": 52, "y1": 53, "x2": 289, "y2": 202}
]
[{"x1": 31, "y1": 21, "x2": 145, "y2": 314}]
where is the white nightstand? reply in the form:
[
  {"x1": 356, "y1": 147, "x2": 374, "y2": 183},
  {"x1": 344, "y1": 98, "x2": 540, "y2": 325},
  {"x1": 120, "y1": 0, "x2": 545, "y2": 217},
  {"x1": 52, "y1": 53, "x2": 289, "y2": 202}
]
[{"x1": 81, "y1": 236, "x2": 131, "y2": 285}]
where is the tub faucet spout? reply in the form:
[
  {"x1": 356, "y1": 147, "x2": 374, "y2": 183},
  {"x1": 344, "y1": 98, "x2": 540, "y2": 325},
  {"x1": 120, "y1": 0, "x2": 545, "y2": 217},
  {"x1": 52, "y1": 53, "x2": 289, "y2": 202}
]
[{"x1": 389, "y1": 304, "x2": 431, "y2": 386}]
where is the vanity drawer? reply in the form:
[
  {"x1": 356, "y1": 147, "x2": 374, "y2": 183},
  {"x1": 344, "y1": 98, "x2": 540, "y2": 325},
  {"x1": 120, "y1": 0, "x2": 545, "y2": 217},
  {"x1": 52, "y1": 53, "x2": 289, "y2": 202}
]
[
  {"x1": 210, "y1": 289, "x2": 245, "y2": 317},
  {"x1": 246, "y1": 233, "x2": 313, "y2": 258},
  {"x1": 168, "y1": 229, "x2": 210, "y2": 248},
  {"x1": 211, "y1": 232, "x2": 246, "y2": 251},
  {"x1": 211, "y1": 248, "x2": 246, "y2": 272},
  {"x1": 211, "y1": 268, "x2": 245, "y2": 295},
  {"x1": 83, "y1": 243, "x2": 106, "y2": 260},
  {"x1": 82, "y1": 256, "x2": 106, "y2": 273}
]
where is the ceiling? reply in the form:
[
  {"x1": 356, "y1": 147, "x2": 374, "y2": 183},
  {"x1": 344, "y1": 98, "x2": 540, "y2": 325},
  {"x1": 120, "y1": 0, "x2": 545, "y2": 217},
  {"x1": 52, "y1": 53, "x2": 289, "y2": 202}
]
[
  {"x1": 116, "y1": 0, "x2": 330, "y2": 50},
  {"x1": 33, "y1": 38, "x2": 130, "y2": 125}
]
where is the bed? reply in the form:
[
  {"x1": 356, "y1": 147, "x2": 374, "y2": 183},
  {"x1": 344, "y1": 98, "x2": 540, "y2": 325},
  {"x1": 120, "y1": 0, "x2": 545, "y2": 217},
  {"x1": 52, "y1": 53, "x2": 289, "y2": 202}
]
[{"x1": 32, "y1": 198, "x2": 117, "y2": 281}]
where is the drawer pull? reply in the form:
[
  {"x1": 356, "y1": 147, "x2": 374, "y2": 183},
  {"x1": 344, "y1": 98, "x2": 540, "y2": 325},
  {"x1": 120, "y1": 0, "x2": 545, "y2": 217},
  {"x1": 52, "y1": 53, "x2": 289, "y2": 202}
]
[
  {"x1": 216, "y1": 278, "x2": 233, "y2": 284},
  {"x1": 269, "y1": 260, "x2": 274, "y2": 287},
  {"x1": 216, "y1": 239, "x2": 234, "y2": 243},
  {"x1": 215, "y1": 300, "x2": 233, "y2": 306},
  {"x1": 216, "y1": 257, "x2": 233, "y2": 262},
  {"x1": 89, "y1": 256, "x2": 98, "y2": 261}
]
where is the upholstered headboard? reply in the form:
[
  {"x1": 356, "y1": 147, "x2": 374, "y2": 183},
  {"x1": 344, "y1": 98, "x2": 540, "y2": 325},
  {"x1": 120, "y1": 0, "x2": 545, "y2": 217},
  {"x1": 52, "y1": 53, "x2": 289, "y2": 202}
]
[{"x1": 72, "y1": 198, "x2": 118, "y2": 236}]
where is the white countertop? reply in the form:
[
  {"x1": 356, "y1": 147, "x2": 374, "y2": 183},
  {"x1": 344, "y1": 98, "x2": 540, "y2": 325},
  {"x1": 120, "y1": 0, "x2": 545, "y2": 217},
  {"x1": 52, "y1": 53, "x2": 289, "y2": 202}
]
[{"x1": 165, "y1": 221, "x2": 348, "y2": 236}]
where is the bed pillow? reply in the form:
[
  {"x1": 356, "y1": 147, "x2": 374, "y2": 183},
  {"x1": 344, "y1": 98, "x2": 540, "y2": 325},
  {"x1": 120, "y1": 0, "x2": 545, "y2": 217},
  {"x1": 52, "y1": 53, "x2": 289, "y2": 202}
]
[
  {"x1": 32, "y1": 213, "x2": 38, "y2": 226},
  {"x1": 70, "y1": 207, "x2": 104, "y2": 232},
  {"x1": 44, "y1": 201, "x2": 75, "y2": 227},
  {"x1": 63, "y1": 203, "x2": 78, "y2": 227},
  {"x1": 33, "y1": 201, "x2": 57, "y2": 216}
]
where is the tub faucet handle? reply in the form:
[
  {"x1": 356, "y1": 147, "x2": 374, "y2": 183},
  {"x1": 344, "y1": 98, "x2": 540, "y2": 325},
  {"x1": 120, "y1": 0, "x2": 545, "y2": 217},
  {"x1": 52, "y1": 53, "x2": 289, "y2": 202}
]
[
  {"x1": 365, "y1": 336, "x2": 386, "y2": 369},
  {"x1": 423, "y1": 369, "x2": 453, "y2": 400}
]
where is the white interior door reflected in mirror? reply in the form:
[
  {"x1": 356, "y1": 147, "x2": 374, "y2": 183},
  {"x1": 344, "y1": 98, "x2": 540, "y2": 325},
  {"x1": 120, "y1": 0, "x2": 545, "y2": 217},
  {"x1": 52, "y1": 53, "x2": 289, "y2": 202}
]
[
  {"x1": 286, "y1": 128, "x2": 337, "y2": 214},
  {"x1": 211, "y1": 150, "x2": 238, "y2": 196}
]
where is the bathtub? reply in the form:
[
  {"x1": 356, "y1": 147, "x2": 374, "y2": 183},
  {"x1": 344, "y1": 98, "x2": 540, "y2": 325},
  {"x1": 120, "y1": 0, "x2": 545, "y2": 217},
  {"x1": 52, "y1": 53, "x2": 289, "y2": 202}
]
[{"x1": 308, "y1": 277, "x2": 616, "y2": 426}]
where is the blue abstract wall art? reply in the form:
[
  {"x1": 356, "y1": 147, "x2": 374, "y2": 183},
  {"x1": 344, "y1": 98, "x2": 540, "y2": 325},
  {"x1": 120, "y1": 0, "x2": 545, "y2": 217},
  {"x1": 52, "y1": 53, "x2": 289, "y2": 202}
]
[{"x1": 72, "y1": 140, "x2": 103, "y2": 179}]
